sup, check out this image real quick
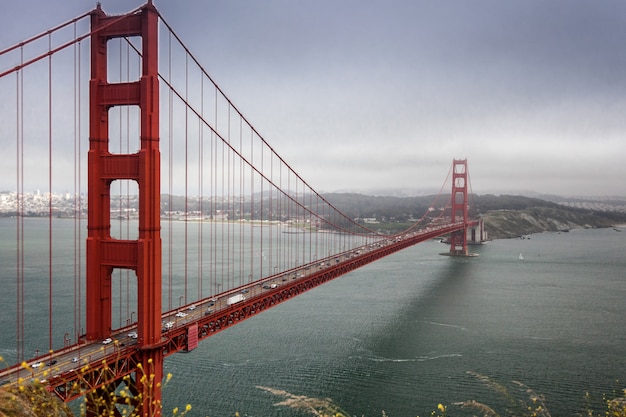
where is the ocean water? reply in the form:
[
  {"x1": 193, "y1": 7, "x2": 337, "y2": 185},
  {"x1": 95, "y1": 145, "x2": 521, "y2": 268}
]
[{"x1": 1, "y1": 219, "x2": 625, "y2": 416}]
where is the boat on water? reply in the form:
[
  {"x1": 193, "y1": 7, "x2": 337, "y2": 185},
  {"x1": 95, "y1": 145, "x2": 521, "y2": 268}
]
[{"x1": 519, "y1": 253, "x2": 524, "y2": 260}]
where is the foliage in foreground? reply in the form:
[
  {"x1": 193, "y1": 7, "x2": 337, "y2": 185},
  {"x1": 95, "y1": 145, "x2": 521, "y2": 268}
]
[
  {"x1": 0, "y1": 381, "x2": 72, "y2": 417},
  {"x1": 0, "y1": 353, "x2": 193, "y2": 417}
]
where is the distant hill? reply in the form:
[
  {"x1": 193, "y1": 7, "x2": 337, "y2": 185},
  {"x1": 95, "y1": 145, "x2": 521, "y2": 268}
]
[{"x1": 323, "y1": 193, "x2": 626, "y2": 239}]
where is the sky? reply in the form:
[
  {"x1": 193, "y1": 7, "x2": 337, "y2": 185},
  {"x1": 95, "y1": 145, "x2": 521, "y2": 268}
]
[{"x1": 2, "y1": 0, "x2": 626, "y2": 197}]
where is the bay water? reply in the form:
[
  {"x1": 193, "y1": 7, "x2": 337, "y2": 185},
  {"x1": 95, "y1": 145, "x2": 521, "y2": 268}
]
[
  {"x1": 161, "y1": 226, "x2": 626, "y2": 417},
  {"x1": 1, "y1": 218, "x2": 625, "y2": 416}
]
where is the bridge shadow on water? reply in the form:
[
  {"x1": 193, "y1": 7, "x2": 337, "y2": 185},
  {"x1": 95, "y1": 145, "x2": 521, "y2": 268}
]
[
  {"x1": 340, "y1": 248, "x2": 490, "y2": 417},
  {"x1": 155, "y1": 241, "x2": 521, "y2": 417}
]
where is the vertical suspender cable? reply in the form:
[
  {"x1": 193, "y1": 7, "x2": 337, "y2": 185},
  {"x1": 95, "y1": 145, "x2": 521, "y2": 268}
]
[
  {"x1": 47, "y1": 33, "x2": 53, "y2": 352},
  {"x1": 249, "y1": 130, "x2": 255, "y2": 281},
  {"x1": 210, "y1": 88, "x2": 216, "y2": 295},
  {"x1": 227, "y1": 105, "x2": 231, "y2": 289},
  {"x1": 307, "y1": 187, "x2": 310, "y2": 265},
  {"x1": 239, "y1": 117, "x2": 244, "y2": 285},
  {"x1": 260, "y1": 142, "x2": 264, "y2": 278},
  {"x1": 73, "y1": 23, "x2": 79, "y2": 343},
  {"x1": 48, "y1": 32, "x2": 54, "y2": 354},
  {"x1": 198, "y1": 74, "x2": 204, "y2": 299},
  {"x1": 281, "y1": 163, "x2": 284, "y2": 270},
  {"x1": 220, "y1": 94, "x2": 225, "y2": 289},
  {"x1": 281, "y1": 161, "x2": 285, "y2": 270},
  {"x1": 15, "y1": 48, "x2": 24, "y2": 363},
  {"x1": 184, "y1": 53, "x2": 189, "y2": 306},
  {"x1": 77, "y1": 33, "x2": 83, "y2": 343},
  {"x1": 267, "y1": 149, "x2": 274, "y2": 275},
  {"x1": 220, "y1": 101, "x2": 225, "y2": 289},
  {"x1": 167, "y1": 31, "x2": 173, "y2": 312}
]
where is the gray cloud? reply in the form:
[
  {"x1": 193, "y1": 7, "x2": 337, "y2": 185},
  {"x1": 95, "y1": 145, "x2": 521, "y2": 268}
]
[{"x1": 2, "y1": 0, "x2": 625, "y2": 197}]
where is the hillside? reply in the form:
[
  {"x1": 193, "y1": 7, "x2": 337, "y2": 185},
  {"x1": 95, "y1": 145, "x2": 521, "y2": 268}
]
[
  {"x1": 480, "y1": 206, "x2": 616, "y2": 239},
  {"x1": 323, "y1": 193, "x2": 626, "y2": 239}
]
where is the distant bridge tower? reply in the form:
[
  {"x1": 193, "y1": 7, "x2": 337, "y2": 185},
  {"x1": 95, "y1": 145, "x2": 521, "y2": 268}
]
[
  {"x1": 86, "y1": 2, "x2": 163, "y2": 416},
  {"x1": 447, "y1": 159, "x2": 473, "y2": 256}
]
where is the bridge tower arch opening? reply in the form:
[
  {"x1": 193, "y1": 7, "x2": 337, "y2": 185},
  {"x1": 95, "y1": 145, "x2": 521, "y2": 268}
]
[{"x1": 86, "y1": 2, "x2": 163, "y2": 416}]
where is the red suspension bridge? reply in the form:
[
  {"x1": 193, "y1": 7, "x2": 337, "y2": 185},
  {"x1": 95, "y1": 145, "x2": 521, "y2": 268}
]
[{"x1": 0, "y1": 2, "x2": 482, "y2": 416}]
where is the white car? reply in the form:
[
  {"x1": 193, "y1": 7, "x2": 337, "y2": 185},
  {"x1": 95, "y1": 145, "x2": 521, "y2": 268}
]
[
  {"x1": 31, "y1": 361, "x2": 43, "y2": 368},
  {"x1": 102, "y1": 338, "x2": 113, "y2": 345},
  {"x1": 188, "y1": 305, "x2": 196, "y2": 310},
  {"x1": 165, "y1": 321, "x2": 174, "y2": 329},
  {"x1": 175, "y1": 312, "x2": 187, "y2": 318},
  {"x1": 128, "y1": 331, "x2": 138, "y2": 339}
]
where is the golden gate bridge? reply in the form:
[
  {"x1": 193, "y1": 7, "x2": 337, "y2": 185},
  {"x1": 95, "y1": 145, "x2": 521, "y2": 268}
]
[{"x1": 0, "y1": 2, "x2": 481, "y2": 416}]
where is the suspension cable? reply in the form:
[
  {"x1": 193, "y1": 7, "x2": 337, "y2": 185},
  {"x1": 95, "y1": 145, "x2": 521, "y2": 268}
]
[
  {"x1": 15, "y1": 47, "x2": 25, "y2": 364},
  {"x1": 0, "y1": 5, "x2": 144, "y2": 79}
]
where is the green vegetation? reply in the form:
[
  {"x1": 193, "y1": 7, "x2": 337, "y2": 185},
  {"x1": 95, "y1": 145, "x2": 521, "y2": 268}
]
[
  {"x1": 481, "y1": 206, "x2": 615, "y2": 239},
  {"x1": 0, "y1": 354, "x2": 191, "y2": 417},
  {"x1": 0, "y1": 381, "x2": 72, "y2": 417}
]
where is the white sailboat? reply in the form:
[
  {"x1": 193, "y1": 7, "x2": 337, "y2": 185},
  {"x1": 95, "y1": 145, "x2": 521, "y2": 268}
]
[{"x1": 519, "y1": 253, "x2": 524, "y2": 260}]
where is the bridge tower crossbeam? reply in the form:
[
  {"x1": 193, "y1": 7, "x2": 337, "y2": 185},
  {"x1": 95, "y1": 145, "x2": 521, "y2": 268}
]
[{"x1": 86, "y1": 2, "x2": 163, "y2": 416}]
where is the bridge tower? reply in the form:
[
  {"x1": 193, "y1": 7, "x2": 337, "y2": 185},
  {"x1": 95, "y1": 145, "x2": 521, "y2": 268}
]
[
  {"x1": 87, "y1": 2, "x2": 163, "y2": 416},
  {"x1": 448, "y1": 159, "x2": 471, "y2": 256}
]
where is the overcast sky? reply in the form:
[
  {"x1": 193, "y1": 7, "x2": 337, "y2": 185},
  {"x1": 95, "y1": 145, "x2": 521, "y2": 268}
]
[{"x1": 2, "y1": 0, "x2": 626, "y2": 197}]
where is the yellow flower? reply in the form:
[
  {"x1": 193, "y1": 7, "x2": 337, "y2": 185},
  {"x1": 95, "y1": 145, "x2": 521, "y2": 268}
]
[
  {"x1": 186, "y1": 404, "x2": 192, "y2": 412},
  {"x1": 437, "y1": 404, "x2": 446, "y2": 413}
]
